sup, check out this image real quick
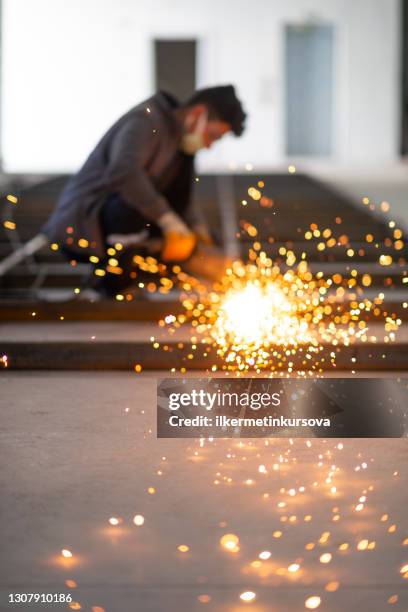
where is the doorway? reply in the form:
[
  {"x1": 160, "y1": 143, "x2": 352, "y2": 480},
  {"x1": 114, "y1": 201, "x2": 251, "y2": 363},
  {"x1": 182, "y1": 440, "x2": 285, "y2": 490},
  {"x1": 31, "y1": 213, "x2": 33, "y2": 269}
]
[{"x1": 154, "y1": 39, "x2": 196, "y2": 103}]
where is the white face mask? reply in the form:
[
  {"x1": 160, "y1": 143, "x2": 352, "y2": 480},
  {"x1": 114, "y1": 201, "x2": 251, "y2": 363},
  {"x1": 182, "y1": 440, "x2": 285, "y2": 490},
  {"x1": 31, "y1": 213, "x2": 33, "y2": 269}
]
[{"x1": 179, "y1": 111, "x2": 207, "y2": 155}]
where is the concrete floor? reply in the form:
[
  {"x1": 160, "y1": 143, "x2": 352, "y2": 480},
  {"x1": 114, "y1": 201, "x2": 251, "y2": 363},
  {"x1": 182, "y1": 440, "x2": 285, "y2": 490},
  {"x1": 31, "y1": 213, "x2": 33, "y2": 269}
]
[{"x1": 0, "y1": 371, "x2": 407, "y2": 611}]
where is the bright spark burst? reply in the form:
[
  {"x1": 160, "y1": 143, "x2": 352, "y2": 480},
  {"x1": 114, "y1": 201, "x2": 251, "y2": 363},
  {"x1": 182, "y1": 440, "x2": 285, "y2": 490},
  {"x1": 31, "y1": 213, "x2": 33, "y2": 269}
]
[
  {"x1": 213, "y1": 281, "x2": 312, "y2": 347},
  {"x1": 167, "y1": 245, "x2": 402, "y2": 375},
  {"x1": 145, "y1": 180, "x2": 407, "y2": 375}
]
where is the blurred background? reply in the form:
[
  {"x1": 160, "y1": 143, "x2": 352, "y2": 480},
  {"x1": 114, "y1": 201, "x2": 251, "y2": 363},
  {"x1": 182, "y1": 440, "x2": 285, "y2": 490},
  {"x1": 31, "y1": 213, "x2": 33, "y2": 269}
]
[{"x1": 2, "y1": 1, "x2": 406, "y2": 193}]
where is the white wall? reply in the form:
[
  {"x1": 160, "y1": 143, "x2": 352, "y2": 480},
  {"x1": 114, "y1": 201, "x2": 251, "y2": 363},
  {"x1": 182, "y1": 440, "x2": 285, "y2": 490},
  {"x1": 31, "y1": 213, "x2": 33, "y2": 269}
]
[{"x1": 1, "y1": 0, "x2": 401, "y2": 173}]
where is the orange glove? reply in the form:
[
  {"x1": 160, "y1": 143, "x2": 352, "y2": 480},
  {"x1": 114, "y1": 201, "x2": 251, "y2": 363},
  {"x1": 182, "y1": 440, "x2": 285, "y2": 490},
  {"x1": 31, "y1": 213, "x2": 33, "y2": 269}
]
[{"x1": 161, "y1": 231, "x2": 197, "y2": 262}]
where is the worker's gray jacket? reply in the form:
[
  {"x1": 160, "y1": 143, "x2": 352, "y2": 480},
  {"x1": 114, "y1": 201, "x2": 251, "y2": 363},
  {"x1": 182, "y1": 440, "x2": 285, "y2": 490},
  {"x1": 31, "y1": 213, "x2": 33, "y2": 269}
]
[{"x1": 43, "y1": 91, "x2": 189, "y2": 256}]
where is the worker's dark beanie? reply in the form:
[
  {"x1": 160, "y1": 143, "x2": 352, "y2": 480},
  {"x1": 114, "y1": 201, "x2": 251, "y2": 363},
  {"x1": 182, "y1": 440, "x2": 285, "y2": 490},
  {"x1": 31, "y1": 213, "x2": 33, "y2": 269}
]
[{"x1": 186, "y1": 85, "x2": 246, "y2": 136}]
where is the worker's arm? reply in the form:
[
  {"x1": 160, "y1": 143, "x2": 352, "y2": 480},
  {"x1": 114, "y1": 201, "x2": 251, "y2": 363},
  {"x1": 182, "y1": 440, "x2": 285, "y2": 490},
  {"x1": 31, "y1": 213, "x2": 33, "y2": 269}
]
[
  {"x1": 106, "y1": 116, "x2": 196, "y2": 261},
  {"x1": 105, "y1": 114, "x2": 170, "y2": 222}
]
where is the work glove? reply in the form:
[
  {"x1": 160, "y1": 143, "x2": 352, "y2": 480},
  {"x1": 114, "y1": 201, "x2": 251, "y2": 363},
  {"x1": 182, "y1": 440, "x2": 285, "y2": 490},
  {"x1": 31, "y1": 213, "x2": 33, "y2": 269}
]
[
  {"x1": 158, "y1": 211, "x2": 197, "y2": 262},
  {"x1": 193, "y1": 223, "x2": 214, "y2": 246}
]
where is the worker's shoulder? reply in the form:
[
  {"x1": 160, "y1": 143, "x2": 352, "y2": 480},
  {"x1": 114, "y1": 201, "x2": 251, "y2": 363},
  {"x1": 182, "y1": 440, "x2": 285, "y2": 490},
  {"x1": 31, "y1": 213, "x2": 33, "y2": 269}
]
[
  {"x1": 100, "y1": 91, "x2": 180, "y2": 145},
  {"x1": 121, "y1": 91, "x2": 180, "y2": 124}
]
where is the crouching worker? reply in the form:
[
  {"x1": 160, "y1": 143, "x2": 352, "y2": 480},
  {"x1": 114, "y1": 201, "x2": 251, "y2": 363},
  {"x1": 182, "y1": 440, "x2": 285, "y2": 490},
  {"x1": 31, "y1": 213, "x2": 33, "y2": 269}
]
[{"x1": 43, "y1": 85, "x2": 246, "y2": 297}]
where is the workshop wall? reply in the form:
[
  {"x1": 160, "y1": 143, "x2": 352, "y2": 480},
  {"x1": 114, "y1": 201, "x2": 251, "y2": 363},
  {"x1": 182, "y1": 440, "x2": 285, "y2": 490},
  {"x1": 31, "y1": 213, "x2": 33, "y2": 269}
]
[{"x1": 2, "y1": 0, "x2": 400, "y2": 173}]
